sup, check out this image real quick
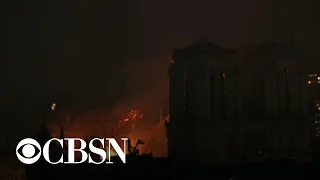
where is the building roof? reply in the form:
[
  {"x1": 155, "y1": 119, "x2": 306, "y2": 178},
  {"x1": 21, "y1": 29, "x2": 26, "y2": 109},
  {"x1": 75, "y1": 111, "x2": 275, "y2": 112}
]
[
  {"x1": 182, "y1": 40, "x2": 235, "y2": 54},
  {"x1": 252, "y1": 41, "x2": 300, "y2": 57},
  {"x1": 172, "y1": 40, "x2": 236, "y2": 65}
]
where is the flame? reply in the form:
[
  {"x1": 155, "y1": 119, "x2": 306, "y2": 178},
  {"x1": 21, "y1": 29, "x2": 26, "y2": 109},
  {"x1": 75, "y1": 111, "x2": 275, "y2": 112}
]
[
  {"x1": 120, "y1": 109, "x2": 143, "y2": 122},
  {"x1": 48, "y1": 108, "x2": 169, "y2": 157},
  {"x1": 113, "y1": 109, "x2": 144, "y2": 132}
]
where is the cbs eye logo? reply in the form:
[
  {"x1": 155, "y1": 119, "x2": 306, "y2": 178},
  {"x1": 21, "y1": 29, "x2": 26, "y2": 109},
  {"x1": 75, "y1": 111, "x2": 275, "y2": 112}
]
[{"x1": 16, "y1": 138, "x2": 41, "y2": 164}]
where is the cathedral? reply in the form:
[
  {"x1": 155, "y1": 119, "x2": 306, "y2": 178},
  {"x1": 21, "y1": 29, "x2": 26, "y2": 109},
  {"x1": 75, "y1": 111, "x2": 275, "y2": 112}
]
[{"x1": 166, "y1": 39, "x2": 319, "y2": 164}]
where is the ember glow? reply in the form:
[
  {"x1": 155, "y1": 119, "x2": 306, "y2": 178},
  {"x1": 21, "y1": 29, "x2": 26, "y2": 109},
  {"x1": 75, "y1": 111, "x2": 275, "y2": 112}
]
[
  {"x1": 113, "y1": 109, "x2": 144, "y2": 132},
  {"x1": 48, "y1": 108, "x2": 169, "y2": 157}
]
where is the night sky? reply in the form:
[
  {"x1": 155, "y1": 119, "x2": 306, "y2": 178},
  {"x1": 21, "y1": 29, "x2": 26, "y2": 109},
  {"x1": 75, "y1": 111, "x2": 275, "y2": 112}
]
[{"x1": 3, "y1": 0, "x2": 320, "y2": 134}]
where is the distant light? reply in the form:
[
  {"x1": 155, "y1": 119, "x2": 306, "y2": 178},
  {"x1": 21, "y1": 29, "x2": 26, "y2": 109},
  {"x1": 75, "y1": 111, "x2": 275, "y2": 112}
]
[
  {"x1": 308, "y1": 73, "x2": 318, "y2": 77},
  {"x1": 51, "y1": 103, "x2": 56, "y2": 111},
  {"x1": 308, "y1": 81, "x2": 311, "y2": 84}
]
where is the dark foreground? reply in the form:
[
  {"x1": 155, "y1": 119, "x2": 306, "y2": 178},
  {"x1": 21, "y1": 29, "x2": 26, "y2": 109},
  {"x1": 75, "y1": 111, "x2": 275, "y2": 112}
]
[{"x1": 23, "y1": 158, "x2": 320, "y2": 180}]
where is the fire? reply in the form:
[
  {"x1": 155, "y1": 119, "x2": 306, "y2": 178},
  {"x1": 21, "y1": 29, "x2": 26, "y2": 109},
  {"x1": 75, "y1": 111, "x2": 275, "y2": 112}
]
[
  {"x1": 120, "y1": 109, "x2": 143, "y2": 123},
  {"x1": 48, "y1": 108, "x2": 169, "y2": 157},
  {"x1": 113, "y1": 109, "x2": 144, "y2": 132}
]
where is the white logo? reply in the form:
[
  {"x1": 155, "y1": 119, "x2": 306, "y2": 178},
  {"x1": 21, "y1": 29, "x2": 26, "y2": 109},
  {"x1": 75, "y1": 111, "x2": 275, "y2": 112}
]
[
  {"x1": 16, "y1": 138, "x2": 42, "y2": 164},
  {"x1": 16, "y1": 138, "x2": 128, "y2": 165}
]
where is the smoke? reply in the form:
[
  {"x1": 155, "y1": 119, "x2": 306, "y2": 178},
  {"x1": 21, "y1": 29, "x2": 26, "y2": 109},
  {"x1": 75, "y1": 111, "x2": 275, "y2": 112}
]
[
  {"x1": 107, "y1": 55, "x2": 169, "y2": 157},
  {"x1": 116, "y1": 53, "x2": 169, "y2": 123},
  {"x1": 47, "y1": 52, "x2": 170, "y2": 157}
]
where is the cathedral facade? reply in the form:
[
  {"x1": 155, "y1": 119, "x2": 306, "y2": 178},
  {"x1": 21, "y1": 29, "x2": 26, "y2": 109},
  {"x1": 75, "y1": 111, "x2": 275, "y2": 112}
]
[{"x1": 166, "y1": 40, "x2": 315, "y2": 164}]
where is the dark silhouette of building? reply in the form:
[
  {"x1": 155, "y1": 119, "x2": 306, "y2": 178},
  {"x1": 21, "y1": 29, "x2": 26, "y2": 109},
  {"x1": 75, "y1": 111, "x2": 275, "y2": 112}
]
[
  {"x1": 166, "y1": 39, "x2": 315, "y2": 164},
  {"x1": 167, "y1": 40, "x2": 237, "y2": 163}
]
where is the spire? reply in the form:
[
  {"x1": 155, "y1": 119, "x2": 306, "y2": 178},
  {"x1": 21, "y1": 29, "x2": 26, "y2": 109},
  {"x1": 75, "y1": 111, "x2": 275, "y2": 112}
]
[
  {"x1": 59, "y1": 126, "x2": 64, "y2": 139},
  {"x1": 60, "y1": 126, "x2": 67, "y2": 152}
]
